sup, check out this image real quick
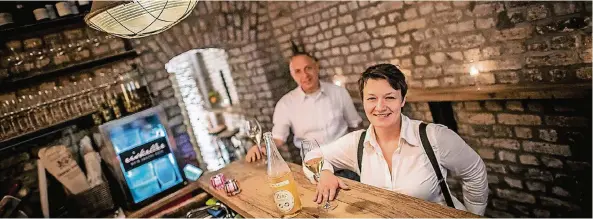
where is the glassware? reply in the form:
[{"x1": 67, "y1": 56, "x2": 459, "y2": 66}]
[
  {"x1": 44, "y1": 33, "x2": 70, "y2": 68},
  {"x1": 243, "y1": 117, "x2": 264, "y2": 163},
  {"x1": 5, "y1": 40, "x2": 25, "y2": 75},
  {"x1": 301, "y1": 138, "x2": 337, "y2": 211}
]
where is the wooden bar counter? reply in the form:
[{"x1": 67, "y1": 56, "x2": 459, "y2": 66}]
[{"x1": 197, "y1": 160, "x2": 480, "y2": 218}]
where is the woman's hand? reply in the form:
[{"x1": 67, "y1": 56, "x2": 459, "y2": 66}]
[
  {"x1": 245, "y1": 145, "x2": 265, "y2": 162},
  {"x1": 314, "y1": 170, "x2": 350, "y2": 204}
]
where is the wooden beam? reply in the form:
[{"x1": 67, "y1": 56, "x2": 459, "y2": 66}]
[{"x1": 405, "y1": 83, "x2": 592, "y2": 102}]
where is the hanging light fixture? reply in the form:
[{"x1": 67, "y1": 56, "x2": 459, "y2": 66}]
[{"x1": 84, "y1": 0, "x2": 197, "y2": 39}]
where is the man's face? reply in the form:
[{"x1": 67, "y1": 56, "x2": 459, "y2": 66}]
[{"x1": 289, "y1": 55, "x2": 320, "y2": 93}]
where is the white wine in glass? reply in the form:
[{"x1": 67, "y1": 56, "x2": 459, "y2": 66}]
[
  {"x1": 301, "y1": 139, "x2": 337, "y2": 211},
  {"x1": 243, "y1": 117, "x2": 265, "y2": 163}
]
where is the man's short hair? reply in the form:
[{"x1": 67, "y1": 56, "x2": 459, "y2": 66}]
[
  {"x1": 358, "y1": 64, "x2": 407, "y2": 100},
  {"x1": 290, "y1": 52, "x2": 318, "y2": 62}
]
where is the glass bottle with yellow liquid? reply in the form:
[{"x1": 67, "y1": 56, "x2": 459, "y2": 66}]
[{"x1": 264, "y1": 132, "x2": 302, "y2": 216}]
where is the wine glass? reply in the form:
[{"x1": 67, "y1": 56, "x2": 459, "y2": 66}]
[
  {"x1": 301, "y1": 139, "x2": 337, "y2": 211},
  {"x1": 242, "y1": 117, "x2": 264, "y2": 162}
]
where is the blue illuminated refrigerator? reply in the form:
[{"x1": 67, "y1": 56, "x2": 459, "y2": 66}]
[{"x1": 98, "y1": 106, "x2": 186, "y2": 209}]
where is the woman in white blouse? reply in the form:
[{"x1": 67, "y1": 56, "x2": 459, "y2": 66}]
[{"x1": 307, "y1": 64, "x2": 489, "y2": 215}]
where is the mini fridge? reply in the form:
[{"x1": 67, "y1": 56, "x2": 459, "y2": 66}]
[{"x1": 98, "y1": 106, "x2": 186, "y2": 210}]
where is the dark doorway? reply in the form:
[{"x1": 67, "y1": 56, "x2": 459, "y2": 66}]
[{"x1": 428, "y1": 101, "x2": 458, "y2": 133}]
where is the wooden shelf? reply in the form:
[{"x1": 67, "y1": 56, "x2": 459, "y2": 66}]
[
  {"x1": 0, "y1": 50, "x2": 139, "y2": 92},
  {"x1": 405, "y1": 83, "x2": 592, "y2": 102},
  {"x1": 0, "y1": 14, "x2": 88, "y2": 41}
]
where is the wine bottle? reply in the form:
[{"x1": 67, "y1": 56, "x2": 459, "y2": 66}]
[{"x1": 264, "y1": 132, "x2": 302, "y2": 216}]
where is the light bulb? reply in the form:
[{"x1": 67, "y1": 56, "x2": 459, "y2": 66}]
[
  {"x1": 469, "y1": 65, "x2": 480, "y2": 77},
  {"x1": 334, "y1": 80, "x2": 342, "y2": 86}
]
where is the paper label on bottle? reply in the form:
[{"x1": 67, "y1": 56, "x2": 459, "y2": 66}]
[
  {"x1": 273, "y1": 190, "x2": 295, "y2": 213},
  {"x1": 270, "y1": 180, "x2": 289, "y2": 188},
  {"x1": 0, "y1": 13, "x2": 13, "y2": 26}
]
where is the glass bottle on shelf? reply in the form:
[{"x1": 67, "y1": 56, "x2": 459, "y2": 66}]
[
  {"x1": 32, "y1": 2, "x2": 50, "y2": 22},
  {"x1": 55, "y1": 1, "x2": 73, "y2": 17},
  {"x1": 45, "y1": 3, "x2": 57, "y2": 20},
  {"x1": 0, "y1": 2, "x2": 15, "y2": 28},
  {"x1": 107, "y1": 91, "x2": 123, "y2": 119},
  {"x1": 69, "y1": 1, "x2": 80, "y2": 15}
]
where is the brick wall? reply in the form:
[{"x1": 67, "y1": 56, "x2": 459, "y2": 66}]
[{"x1": 446, "y1": 99, "x2": 591, "y2": 217}]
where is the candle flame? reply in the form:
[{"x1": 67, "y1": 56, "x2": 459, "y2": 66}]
[{"x1": 469, "y1": 65, "x2": 480, "y2": 76}]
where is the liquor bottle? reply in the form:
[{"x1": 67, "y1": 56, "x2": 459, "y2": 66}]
[
  {"x1": 0, "y1": 2, "x2": 15, "y2": 28},
  {"x1": 264, "y1": 132, "x2": 302, "y2": 216},
  {"x1": 55, "y1": 1, "x2": 73, "y2": 17},
  {"x1": 44, "y1": 3, "x2": 58, "y2": 20},
  {"x1": 77, "y1": 0, "x2": 91, "y2": 13},
  {"x1": 69, "y1": 1, "x2": 79, "y2": 15},
  {"x1": 108, "y1": 91, "x2": 123, "y2": 118},
  {"x1": 32, "y1": 2, "x2": 50, "y2": 21}
]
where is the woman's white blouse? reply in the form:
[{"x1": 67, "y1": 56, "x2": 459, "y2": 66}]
[{"x1": 308, "y1": 114, "x2": 489, "y2": 215}]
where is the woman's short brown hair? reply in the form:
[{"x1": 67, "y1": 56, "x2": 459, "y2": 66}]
[{"x1": 358, "y1": 64, "x2": 407, "y2": 100}]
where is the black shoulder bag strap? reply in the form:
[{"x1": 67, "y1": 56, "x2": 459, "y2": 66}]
[
  {"x1": 357, "y1": 131, "x2": 366, "y2": 176},
  {"x1": 419, "y1": 123, "x2": 455, "y2": 208}
]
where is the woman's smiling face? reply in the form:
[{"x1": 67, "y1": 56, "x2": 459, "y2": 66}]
[{"x1": 362, "y1": 78, "x2": 406, "y2": 129}]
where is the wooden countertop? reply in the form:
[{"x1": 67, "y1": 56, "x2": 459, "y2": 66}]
[{"x1": 197, "y1": 161, "x2": 479, "y2": 218}]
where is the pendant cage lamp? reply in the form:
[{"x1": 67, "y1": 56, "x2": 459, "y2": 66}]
[{"x1": 84, "y1": 0, "x2": 198, "y2": 39}]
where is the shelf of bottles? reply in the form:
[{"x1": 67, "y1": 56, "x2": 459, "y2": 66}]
[
  {"x1": 0, "y1": 1, "x2": 92, "y2": 32},
  {"x1": 0, "y1": 68, "x2": 152, "y2": 142}
]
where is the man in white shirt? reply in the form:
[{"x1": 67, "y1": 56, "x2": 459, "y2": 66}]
[{"x1": 245, "y1": 53, "x2": 362, "y2": 163}]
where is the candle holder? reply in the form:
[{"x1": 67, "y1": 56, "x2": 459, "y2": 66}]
[
  {"x1": 224, "y1": 179, "x2": 241, "y2": 196},
  {"x1": 210, "y1": 173, "x2": 226, "y2": 190}
]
